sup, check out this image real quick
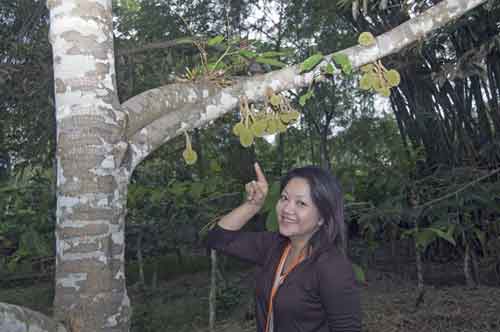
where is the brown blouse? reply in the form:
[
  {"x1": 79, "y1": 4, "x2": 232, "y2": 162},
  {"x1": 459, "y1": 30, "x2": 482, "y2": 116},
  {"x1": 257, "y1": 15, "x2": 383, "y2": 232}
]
[{"x1": 206, "y1": 225, "x2": 361, "y2": 332}]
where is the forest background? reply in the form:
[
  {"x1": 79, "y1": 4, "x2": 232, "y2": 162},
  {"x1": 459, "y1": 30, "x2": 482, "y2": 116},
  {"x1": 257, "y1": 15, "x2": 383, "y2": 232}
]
[{"x1": 1, "y1": 0, "x2": 500, "y2": 332}]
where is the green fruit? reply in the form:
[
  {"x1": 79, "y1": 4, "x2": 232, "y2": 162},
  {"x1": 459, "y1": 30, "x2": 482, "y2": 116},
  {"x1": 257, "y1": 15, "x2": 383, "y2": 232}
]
[
  {"x1": 266, "y1": 118, "x2": 278, "y2": 134},
  {"x1": 359, "y1": 73, "x2": 373, "y2": 90},
  {"x1": 183, "y1": 148, "x2": 198, "y2": 165},
  {"x1": 251, "y1": 119, "x2": 267, "y2": 137},
  {"x1": 233, "y1": 122, "x2": 244, "y2": 136},
  {"x1": 289, "y1": 110, "x2": 300, "y2": 120},
  {"x1": 358, "y1": 32, "x2": 376, "y2": 46},
  {"x1": 239, "y1": 128, "x2": 254, "y2": 147},
  {"x1": 270, "y1": 95, "x2": 282, "y2": 107},
  {"x1": 277, "y1": 120, "x2": 288, "y2": 133},
  {"x1": 279, "y1": 112, "x2": 291, "y2": 123},
  {"x1": 371, "y1": 75, "x2": 383, "y2": 91},
  {"x1": 378, "y1": 86, "x2": 391, "y2": 97},
  {"x1": 384, "y1": 69, "x2": 401, "y2": 87},
  {"x1": 280, "y1": 110, "x2": 300, "y2": 123},
  {"x1": 360, "y1": 64, "x2": 375, "y2": 73}
]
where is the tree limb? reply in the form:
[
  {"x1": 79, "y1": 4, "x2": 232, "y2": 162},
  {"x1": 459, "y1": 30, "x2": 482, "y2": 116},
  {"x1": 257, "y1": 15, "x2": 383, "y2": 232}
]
[
  {"x1": 123, "y1": 0, "x2": 487, "y2": 169},
  {"x1": 0, "y1": 302, "x2": 68, "y2": 332}
]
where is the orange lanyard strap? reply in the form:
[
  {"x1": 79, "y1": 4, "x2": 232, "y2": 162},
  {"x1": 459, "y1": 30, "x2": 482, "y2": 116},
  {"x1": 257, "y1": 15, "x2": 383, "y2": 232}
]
[{"x1": 265, "y1": 243, "x2": 305, "y2": 332}]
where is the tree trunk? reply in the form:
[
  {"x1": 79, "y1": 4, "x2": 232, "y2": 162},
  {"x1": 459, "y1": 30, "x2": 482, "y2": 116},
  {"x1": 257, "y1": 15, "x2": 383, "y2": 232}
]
[
  {"x1": 49, "y1": 1, "x2": 131, "y2": 331},
  {"x1": 151, "y1": 261, "x2": 158, "y2": 290},
  {"x1": 415, "y1": 246, "x2": 424, "y2": 291},
  {"x1": 464, "y1": 242, "x2": 477, "y2": 288},
  {"x1": 209, "y1": 249, "x2": 217, "y2": 332},
  {"x1": 137, "y1": 229, "x2": 145, "y2": 286},
  {"x1": 471, "y1": 247, "x2": 480, "y2": 287},
  {"x1": 319, "y1": 128, "x2": 330, "y2": 170}
]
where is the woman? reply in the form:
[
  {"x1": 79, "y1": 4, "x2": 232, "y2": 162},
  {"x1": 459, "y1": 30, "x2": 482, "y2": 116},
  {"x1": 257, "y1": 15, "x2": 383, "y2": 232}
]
[{"x1": 206, "y1": 163, "x2": 361, "y2": 332}]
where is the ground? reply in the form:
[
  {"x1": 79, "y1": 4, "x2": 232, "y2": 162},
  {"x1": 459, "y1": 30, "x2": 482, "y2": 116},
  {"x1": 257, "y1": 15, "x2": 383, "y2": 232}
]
[{"x1": 1, "y1": 254, "x2": 499, "y2": 332}]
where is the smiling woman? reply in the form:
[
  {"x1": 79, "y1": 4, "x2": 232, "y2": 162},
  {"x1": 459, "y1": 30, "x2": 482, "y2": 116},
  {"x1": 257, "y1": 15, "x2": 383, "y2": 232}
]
[{"x1": 206, "y1": 163, "x2": 360, "y2": 332}]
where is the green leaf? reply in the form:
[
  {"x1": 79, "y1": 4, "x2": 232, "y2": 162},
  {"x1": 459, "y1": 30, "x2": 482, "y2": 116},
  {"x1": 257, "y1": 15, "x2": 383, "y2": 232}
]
[
  {"x1": 169, "y1": 182, "x2": 187, "y2": 195},
  {"x1": 262, "y1": 182, "x2": 281, "y2": 231},
  {"x1": 190, "y1": 182, "x2": 204, "y2": 199},
  {"x1": 239, "y1": 50, "x2": 257, "y2": 59},
  {"x1": 209, "y1": 160, "x2": 222, "y2": 173},
  {"x1": 265, "y1": 208, "x2": 278, "y2": 232},
  {"x1": 262, "y1": 182, "x2": 280, "y2": 212},
  {"x1": 415, "y1": 229, "x2": 437, "y2": 250},
  {"x1": 332, "y1": 53, "x2": 352, "y2": 74},
  {"x1": 207, "y1": 35, "x2": 224, "y2": 46},
  {"x1": 207, "y1": 62, "x2": 226, "y2": 71},
  {"x1": 427, "y1": 227, "x2": 456, "y2": 246},
  {"x1": 255, "y1": 57, "x2": 287, "y2": 68},
  {"x1": 260, "y1": 51, "x2": 289, "y2": 58},
  {"x1": 176, "y1": 37, "x2": 196, "y2": 45},
  {"x1": 299, "y1": 90, "x2": 314, "y2": 106},
  {"x1": 352, "y1": 263, "x2": 366, "y2": 283},
  {"x1": 325, "y1": 63, "x2": 335, "y2": 75},
  {"x1": 300, "y1": 53, "x2": 323, "y2": 73},
  {"x1": 332, "y1": 53, "x2": 349, "y2": 67}
]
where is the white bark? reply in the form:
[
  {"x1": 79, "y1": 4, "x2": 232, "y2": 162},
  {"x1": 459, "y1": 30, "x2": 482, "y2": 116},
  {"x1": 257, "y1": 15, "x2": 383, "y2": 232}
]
[
  {"x1": 48, "y1": 1, "x2": 130, "y2": 331},
  {"x1": 0, "y1": 303, "x2": 67, "y2": 332}
]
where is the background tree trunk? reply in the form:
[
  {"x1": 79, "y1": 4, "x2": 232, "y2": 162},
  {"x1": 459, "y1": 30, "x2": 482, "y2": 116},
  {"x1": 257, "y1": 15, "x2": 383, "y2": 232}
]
[
  {"x1": 209, "y1": 249, "x2": 218, "y2": 332},
  {"x1": 136, "y1": 229, "x2": 145, "y2": 286}
]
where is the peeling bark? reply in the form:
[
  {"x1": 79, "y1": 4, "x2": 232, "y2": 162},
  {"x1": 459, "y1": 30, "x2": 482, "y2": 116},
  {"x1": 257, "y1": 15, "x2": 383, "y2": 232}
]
[{"x1": 48, "y1": 1, "x2": 130, "y2": 331}]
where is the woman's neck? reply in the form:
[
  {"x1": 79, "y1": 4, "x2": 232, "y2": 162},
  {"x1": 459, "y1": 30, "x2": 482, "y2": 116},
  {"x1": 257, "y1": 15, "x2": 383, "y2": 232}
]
[{"x1": 289, "y1": 238, "x2": 308, "y2": 257}]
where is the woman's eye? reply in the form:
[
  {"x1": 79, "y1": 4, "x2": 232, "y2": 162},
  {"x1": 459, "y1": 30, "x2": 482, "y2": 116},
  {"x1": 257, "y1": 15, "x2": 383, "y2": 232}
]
[{"x1": 297, "y1": 201, "x2": 306, "y2": 207}]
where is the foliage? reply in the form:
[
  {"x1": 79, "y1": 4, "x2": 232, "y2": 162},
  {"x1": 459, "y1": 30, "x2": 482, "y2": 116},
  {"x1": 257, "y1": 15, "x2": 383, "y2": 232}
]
[
  {"x1": 0, "y1": 169, "x2": 55, "y2": 272},
  {"x1": 0, "y1": 1, "x2": 55, "y2": 170}
]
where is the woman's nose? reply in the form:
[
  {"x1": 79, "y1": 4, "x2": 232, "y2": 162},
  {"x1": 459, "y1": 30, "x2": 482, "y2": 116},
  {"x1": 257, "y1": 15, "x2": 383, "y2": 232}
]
[{"x1": 282, "y1": 200, "x2": 295, "y2": 213}]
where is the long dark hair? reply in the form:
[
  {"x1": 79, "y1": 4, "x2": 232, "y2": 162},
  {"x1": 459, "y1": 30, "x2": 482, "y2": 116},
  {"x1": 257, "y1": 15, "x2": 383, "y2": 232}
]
[{"x1": 280, "y1": 166, "x2": 346, "y2": 255}]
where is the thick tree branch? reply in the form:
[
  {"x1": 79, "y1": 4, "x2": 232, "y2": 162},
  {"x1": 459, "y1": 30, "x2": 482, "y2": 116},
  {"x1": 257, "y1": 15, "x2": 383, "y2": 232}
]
[
  {"x1": 123, "y1": 0, "x2": 487, "y2": 169},
  {"x1": 122, "y1": 82, "x2": 220, "y2": 137},
  {"x1": 0, "y1": 302, "x2": 68, "y2": 332}
]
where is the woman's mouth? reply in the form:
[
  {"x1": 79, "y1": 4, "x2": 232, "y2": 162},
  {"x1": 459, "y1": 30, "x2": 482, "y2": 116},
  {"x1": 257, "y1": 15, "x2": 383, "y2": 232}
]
[{"x1": 280, "y1": 217, "x2": 297, "y2": 224}]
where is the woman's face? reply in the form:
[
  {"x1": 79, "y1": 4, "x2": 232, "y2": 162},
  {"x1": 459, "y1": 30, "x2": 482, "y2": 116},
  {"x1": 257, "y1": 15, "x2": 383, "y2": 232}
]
[{"x1": 276, "y1": 177, "x2": 322, "y2": 244}]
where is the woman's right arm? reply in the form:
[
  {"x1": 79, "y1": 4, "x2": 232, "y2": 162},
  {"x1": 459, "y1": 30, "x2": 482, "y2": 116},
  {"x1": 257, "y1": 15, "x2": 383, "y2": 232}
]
[
  {"x1": 206, "y1": 163, "x2": 274, "y2": 264},
  {"x1": 218, "y1": 162, "x2": 268, "y2": 231}
]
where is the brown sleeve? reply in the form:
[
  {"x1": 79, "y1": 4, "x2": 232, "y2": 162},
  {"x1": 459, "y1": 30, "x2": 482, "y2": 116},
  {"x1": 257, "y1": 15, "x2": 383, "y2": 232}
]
[
  {"x1": 205, "y1": 224, "x2": 279, "y2": 265},
  {"x1": 317, "y1": 251, "x2": 362, "y2": 332}
]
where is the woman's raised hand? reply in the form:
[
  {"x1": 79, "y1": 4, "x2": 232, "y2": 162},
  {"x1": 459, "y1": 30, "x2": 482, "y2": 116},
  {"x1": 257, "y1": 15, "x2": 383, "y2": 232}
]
[
  {"x1": 245, "y1": 162, "x2": 269, "y2": 208},
  {"x1": 216, "y1": 163, "x2": 269, "y2": 230}
]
